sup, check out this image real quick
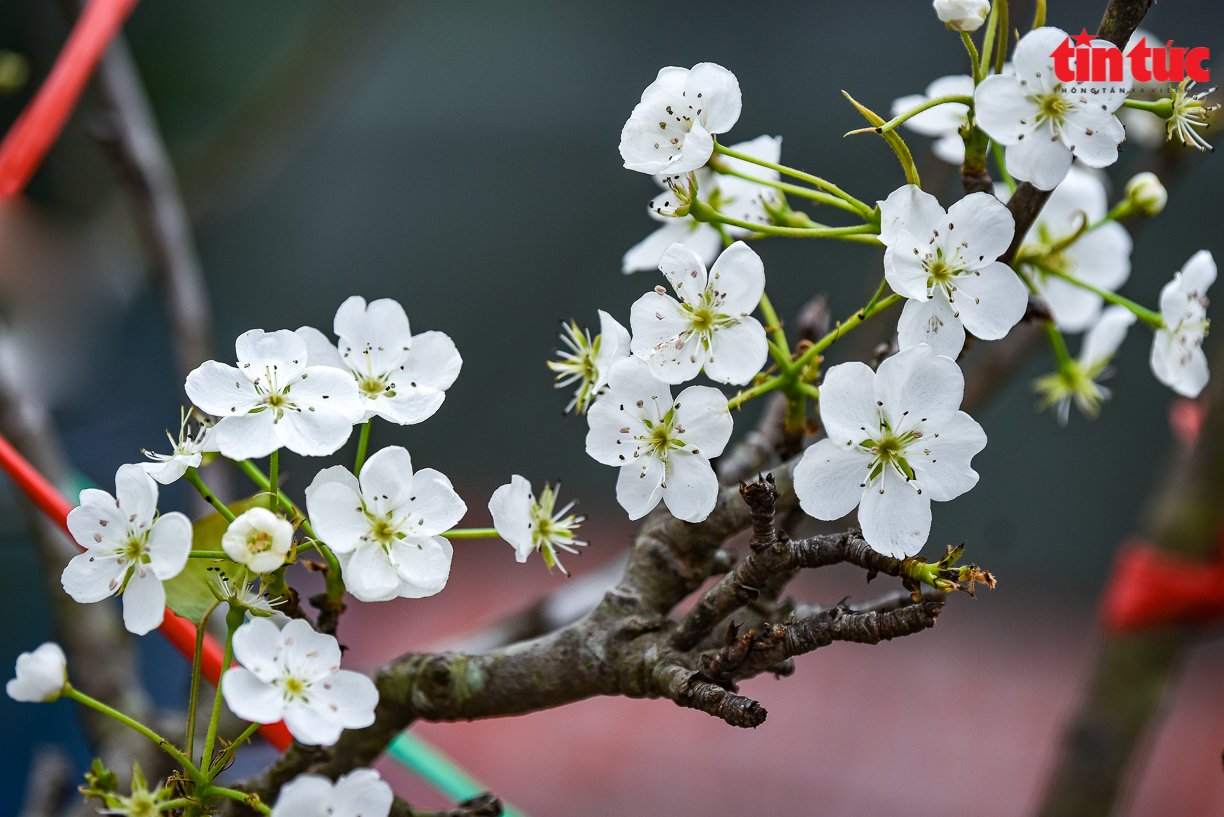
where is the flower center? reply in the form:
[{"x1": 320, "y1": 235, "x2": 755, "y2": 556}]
[
  {"x1": 283, "y1": 675, "x2": 308, "y2": 701},
  {"x1": 860, "y1": 418, "x2": 923, "y2": 484},
  {"x1": 359, "y1": 374, "x2": 391, "y2": 399},
  {"x1": 246, "y1": 530, "x2": 274, "y2": 555},
  {"x1": 1035, "y1": 92, "x2": 1069, "y2": 125},
  {"x1": 370, "y1": 516, "x2": 399, "y2": 545},
  {"x1": 123, "y1": 791, "x2": 160, "y2": 817},
  {"x1": 119, "y1": 536, "x2": 146, "y2": 565}
]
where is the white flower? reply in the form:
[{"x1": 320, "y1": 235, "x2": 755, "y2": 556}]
[
  {"x1": 1125, "y1": 171, "x2": 1167, "y2": 216},
  {"x1": 794, "y1": 345, "x2": 987, "y2": 558},
  {"x1": 1010, "y1": 167, "x2": 1132, "y2": 331},
  {"x1": 891, "y1": 75, "x2": 974, "y2": 165},
  {"x1": 63, "y1": 465, "x2": 191, "y2": 635},
  {"x1": 879, "y1": 185, "x2": 1027, "y2": 358},
  {"x1": 222, "y1": 508, "x2": 294, "y2": 574},
  {"x1": 933, "y1": 0, "x2": 990, "y2": 31},
  {"x1": 619, "y1": 62, "x2": 741, "y2": 175},
  {"x1": 140, "y1": 408, "x2": 216, "y2": 485},
  {"x1": 1163, "y1": 79, "x2": 1218, "y2": 152},
  {"x1": 586, "y1": 357, "x2": 732, "y2": 523},
  {"x1": 489, "y1": 476, "x2": 586, "y2": 575},
  {"x1": 6, "y1": 642, "x2": 66, "y2": 702},
  {"x1": 1152, "y1": 250, "x2": 1215, "y2": 397},
  {"x1": 1036, "y1": 306, "x2": 1136, "y2": 423},
  {"x1": 305, "y1": 446, "x2": 464, "y2": 602},
  {"x1": 296, "y1": 296, "x2": 462, "y2": 427},
  {"x1": 623, "y1": 135, "x2": 784, "y2": 274},
  {"x1": 546, "y1": 310, "x2": 631, "y2": 414},
  {"x1": 630, "y1": 241, "x2": 767, "y2": 385},
  {"x1": 185, "y1": 329, "x2": 363, "y2": 459},
  {"x1": 270, "y1": 769, "x2": 393, "y2": 817},
  {"x1": 220, "y1": 617, "x2": 377, "y2": 746},
  {"x1": 974, "y1": 27, "x2": 1132, "y2": 190}
]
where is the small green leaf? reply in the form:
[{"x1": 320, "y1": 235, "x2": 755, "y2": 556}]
[{"x1": 162, "y1": 497, "x2": 260, "y2": 623}]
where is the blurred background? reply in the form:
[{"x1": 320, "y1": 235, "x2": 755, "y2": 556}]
[{"x1": 0, "y1": 0, "x2": 1222, "y2": 815}]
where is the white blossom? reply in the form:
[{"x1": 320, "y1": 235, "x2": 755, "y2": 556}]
[
  {"x1": 62, "y1": 465, "x2": 191, "y2": 635},
  {"x1": 270, "y1": 769, "x2": 393, "y2": 817},
  {"x1": 1163, "y1": 79, "x2": 1218, "y2": 152},
  {"x1": 140, "y1": 408, "x2": 215, "y2": 485},
  {"x1": 6, "y1": 642, "x2": 66, "y2": 702},
  {"x1": 974, "y1": 27, "x2": 1132, "y2": 190},
  {"x1": 546, "y1": 310, "x2": 631, "y2": 414},
  {"x1": 489, "y1": 476, "x2": 586, "y2": 575},
  {"x1": 221, "y1": 508, "x2": 294, "y2": 574},
  {"x1": 879, "y1": 185, "x2": 1027, "y2": 358},
  {"x1": 933, "y1": 0, "x2": 990, "y2": 32},
  {"x1": 586, "y1": 357, "x2": 732, "y2": 523},
  {"x1": 619, "y1": 62, "x2": 741, "y2": 175},
  {"x1": 220, "y1": 617, "x2": 377, "y2": 746},
  {"x1": 891, "y1": 75, "x2": 974, "y2": 165},
  {"x1": 296, "y1": 296, "x2": 462, "y2": 427},
  {"x1": 794, "y1": 345, "x2": 987, "y2": 558},
  {"x1": 185, "y1": 329, "x2": 363, "y2": 459},
  {"x1": 1124, "y1": 171, "x2": 1167, "y2": 216},
  {"x1": 305, "y1": 446, "x2": 464, "y2": 602},
  {"x1": 1010, "y1": 167, "x2": 1132, "y2": 331},
  {"x1": 623, "y1": 135, "x2": 784, "y2": 273},
  {"x1": 1036, "y1": 306, "x2": 1136, "y2": 423},
  {"x1": 1152, "y1": 250, "x2": 1215, "y2": 397},
  {"x1": 630, "y1": 241, "x2": 767, "y2": 385}
]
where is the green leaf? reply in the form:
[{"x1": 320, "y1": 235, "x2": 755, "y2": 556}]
[{"x1": 162, "y1": 497, "x2": 260, "y2": 624}]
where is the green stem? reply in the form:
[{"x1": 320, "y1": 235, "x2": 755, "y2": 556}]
[
  {"x1": 991, "y1": 140, "x2": 1016, "y2": 192},
  {"x1": 712, "y1": 142, "x2": 874, "y2": 218},
  {"x1": 185, "y1": 469, "x2": 236, "y2": 523},
  {"x1": 1033, "y1": 0, "x2": 1046, "y2": 28},
  {"x1": 758, "y1": 292, "x2": 790, "y2": 361},
  {"x1": 993, "y1": 0, "x2": 1009, "y2": 76},
  {"x1": 1044, "y1": 320, "x2": 1075, "y2": 369},
  {"x1": 267, "y1": 450, "x2": 279, "y2": 514},
  {"x1": 354, "y1": 420, "x2": 372, "y2": 476},
  {"x1": 794, "y1": 293, "x2": 905, "y2": 373},
  {"x1": 1039, "y1": 264, "x2": 1164, "y2": 328},
  {"x1": 709, "y1": 161, "x2": 864, "y2": 215},
  {"x1": 202, "y1": 785, "x2": 270, "y2": 815},
  {"x1": 188, "y1": 551, "x2": 229, "y2": 559},
  {"x1": 963, "y1": 30, "x2": 984, "y2": 84},
  {"x1": 207, "y1": 721, "x2": 261, "y2": 778},
  {"x1": 727, "y1": 374, "x2": 787, "y2": 410},
  {"x1": 441, "y1": 527, "x2": 501, "y2": 539},
  {"x1": 872, "y1": 95, "x2": 974, "y2": 135},
  {"x1": 692, "y1": 199, "x2": 875, "y2": 239},
  {"x1": 237, "y1": 460, "x2": 315, "y2": 538},
  {"x1": 64, "y1": 685, "x2": 200, "y2": 779},
  {"x1": 200, "y1": 607, "x2": 243, "y2": 770},
  {"x1": 185, "y1": 602, "x2": 221, "y2": 757}
]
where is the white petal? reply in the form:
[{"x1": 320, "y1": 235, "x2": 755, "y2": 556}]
[
  {"x1": 1063, "y1": 105, "x2": 1126, "y2": 168},
  {"x1": 400, "y1": 468, "x2": 466, "y2": 536},
  {"x1": 398, "y1": 330, "x2": 462, "y2": 393},
  {"x1": 282, "y1": 619, "x2": 342, "y2": 680},
  {"x1": 373, "y1": 389, "x2": 445, "y2": 427},
  {"x1": 388, "y1": 536, "x2": 452, "y2": 598},
  {"x1": 794, "y1": 438, "x2": 871, "y2": 521},
  {"x1": 884, "y1": 231, "x2": 935, "y2": 300},
  {"x1": 704, "y1": 318, "x2": 767, "y2": 385},
  {"x1": 214, "y1": 412, "x2": 280, "y2": 460},
  {"x1": 972, "y1": 75, "x2": 1035, "y2": 145},
  {"x1": 489, "y1": 476, "x2": 534, "y2": 556},
  {"x1": 67, "y1": 490, "x2": 125, "y2": 550},
  {"x1": 1012, "y1": 27, "x2": 1072, "y2": 86},
  {"x1": 878, "y1": 185, "x2": 944, "y2": 246},
  {"x1": 685, "y1": 62, "x2": 741, "y2": 134},
  {"x1": 61, "y1": 551, "x2": 126, "y2": 603},
  {"x1": 858, "y1": 468, "x2": 931, "y2": 558},
  {"x1": 875, "y1": 345, "x2": 964, "y2": 432},
  {"x1": 311, "y1": 669, "x2": 378, "y2": 730},
  {"x1": 616, "y1": 457, "x2": 665, "y2": 520},
  {"x1": 707, "y1": 241, "x2": 765, "y2": 313},
  {"x1": 1151, "y1": 331, "x2": 1210, "y2": 398},
  {"x1": 276, "y1": 395, "x2": 363, "y2": 455},
  {"x1": 1080, "y1": 306, "x2": 1136, "y2": 368},
  {"x1": 817, "y1": 361, "x2": 879, "y2": 445},
  {"x1": 121, "y1": 569, "x2": 166, "y2": 635},
  {"x1": 269, "y1": 775, "x2": 333, "y2": 817},
  {"x1": 235, "y1": 329, "x2": 308, "y2": 382},
  {"x1": 953, "y1": 261, "x2": 1028, "y2": 341},
  {"x1": 658, "y1": 243, "x2": 708, "y2": 303},
  {"x1": 332, "y1": 770, "x2": 393, "y2": 817},
  {"x1": 305, "y1": 482, "x2": 367, "y2": 555},
  {"x1": 623, "y1": 222, "x2": 718, "y2": 275},
  {"x1": 662, "y1": 453, "x2": 719, "y2": 523},
  {"x1": 932, "y1": 133, "x2": 967, "y2": 165},
  {"x1": 294, "y1": 326, "x2": 346, "y2": 370},
  {"x1": 586, "y1": 395, "x2": 645, "y2": 467},
  {"x1": 1005, "y1": 131, "x2": 1073, "y2": 191},
  {"x1": 146, "y1": 512, "x2": 191, "y2": 580},
  {"x1": 897, "y1": 294, "x2": 967, "y2": 358},
  {"x1": 1035, "y1": 275, "x2": 1107, "y2": 333},
  {"x1": 909, "y1": 412, "x2": 986, "y2": 502},
  {"x1": 343, "y1": 543, "x2": 401, "y2": 602},
  {"x1": 114, "y1": 464, "x2": 158, "y2": 528},
  {"x1": 356, "y1": 446, "x2": 415, "y2": 510},
  {"x1": 945, "y1": 193, "x2": 1015, "y2": 265},
  {"x1": 284, "y1": 702, "x2": 343, "y2": 746},
  {"x1": 335, "y1": 297, "x2": 413, "y2": 375},
  {"x1": 231, "y1": 618, "x2": 285, "y2": 683},
  {"x1": 673, "y1": 385, "x2": 733, "y2": 456},
  {"x1": 221, "y1": 668, "x2": 285, "y2": 723},
  {"x1": 630, "y1": 290, "x2": 704, "y2": 384}
]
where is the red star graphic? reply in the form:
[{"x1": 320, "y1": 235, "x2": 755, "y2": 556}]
[{"x1": 1072, "y1": 28, "x2": 1096, "y2": 48}]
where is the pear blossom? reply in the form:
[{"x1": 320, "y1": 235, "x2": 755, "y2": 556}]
[
  {"x1": 794, "y1": 345, "x2": 987, "y2": 558},
  {"x1": 891, "y1": 75, "x2": 974, "y2": 165},
  {"x1": 1036, "y1": 306, "x2": 1136, "y2": 424},
  {"x1": 623, "y1": 135, "x2": 784, "y2": 273},
  {"x1": 1010, "y1": 167, "x2": 1132, "y2": 331},
  {"x1": 879, "y1": 185, "x2": 1027, "y2": 358},
  {"x1": 208, "y1": 567, "x2": 285, "y2": 617},
  {"x1": 974, "y1": 27, "x2": 1132, "y2": 190},
  {"x1": 1163, "y1": 79, "x2": 1218, "y2": 152},
  {"x1": 305, "y1": 446, "x2": 464, "y2": 602},
  {"x1": 1151, "y1": 250, "x2": 1215, "y2": 397},
  {"x1": 220, "y1": 617, "x2": 378, "y2": 746},
  {"x1": 63, "y1": 465, "x2": 191, "y2": 635},
  {"x1": 222, "y1": 508, "x2": 294, "y2": 574},
  {"x1": 1125, "y1": 172, "x2": 1167, "y2": 216},
  {"x1": 6, "y1": 642, "x2": 66, "y2": 702},
  {"x1": 296, "y1": 296, "x2": 462, "y2": 427},
  {"x1": 619, "y1": 62, "x2": 741, "y2": 175},
  {"x1": 270, "y1": 769, "x2": 393, "y2": 817},
  {"x1": 933, "y1": 0, "x2": 990, "y2": 32},
  {"x1": 546, "y1": 310, "x2": 631, "y2": 414},
  {"x1": 185, "y1": 329, "x2": 363, "y2": 459},
  {"x1": 630, "y1": 241, "x2": 767, "y2": 385},
  {"x1": 586, "y1": 357, "x2": 732, "y2": 523},
  {"x1": 140, "y1": 407, "x2": 215, "y2": 485},
  {"x1": 489, "y1": 476, "x2": 587, "y2": 575}
]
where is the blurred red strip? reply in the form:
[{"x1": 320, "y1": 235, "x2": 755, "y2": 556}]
[
  {"x1": 0, "y1": 0, "x2": 141, "y2": 196},
  {"x1": 0, "y1": 429, "x2": 292, "y2": 750},
  {"x1": 1101, "y1": 540, "x2": 1224, "y2": 633}
]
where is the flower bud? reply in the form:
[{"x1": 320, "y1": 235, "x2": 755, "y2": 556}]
[
  {"x1": 6, "y1": 642, "x2": 67, "y2": 702},
  {"x1": 933, "y1": 0, "x2": 990, "y2": 32},
  {"x1": 1125, "y1": 172, "x2": 1168, "y2": 216},
  {"x1": 222, "y1": 507, "x2": 294, "y2": 574}
]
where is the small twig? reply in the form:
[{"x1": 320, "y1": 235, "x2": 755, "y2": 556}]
[{"x1": 18, "y1": 748, "x2": 71, "y2": 817}]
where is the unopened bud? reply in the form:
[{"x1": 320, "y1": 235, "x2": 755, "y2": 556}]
[
  {"x1": 933, "y1": 0, "x2": 990, "y2": 32},
  {"x1": 1125, "y1": 172, "x2": 1167, "y2": 216}
]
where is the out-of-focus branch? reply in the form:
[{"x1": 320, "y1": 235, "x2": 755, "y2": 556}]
[{"x1": 17, "y1": 748, "x2": 71, "y2": 817}]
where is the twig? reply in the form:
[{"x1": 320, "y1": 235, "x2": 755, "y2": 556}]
[{"x1": 17, "y1": 748, "x2": 71, "y2": 817}]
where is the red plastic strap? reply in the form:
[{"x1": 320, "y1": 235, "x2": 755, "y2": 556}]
[
  {"x1": 0, "y1": 430, "x2": 291, "y2": 749},
  {"x1": 0, "y1": 0, "x2": 141, "y2": 196},
  {"x1": 1101, "y1": 539, "x2": 1224, "y2": 632}
]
